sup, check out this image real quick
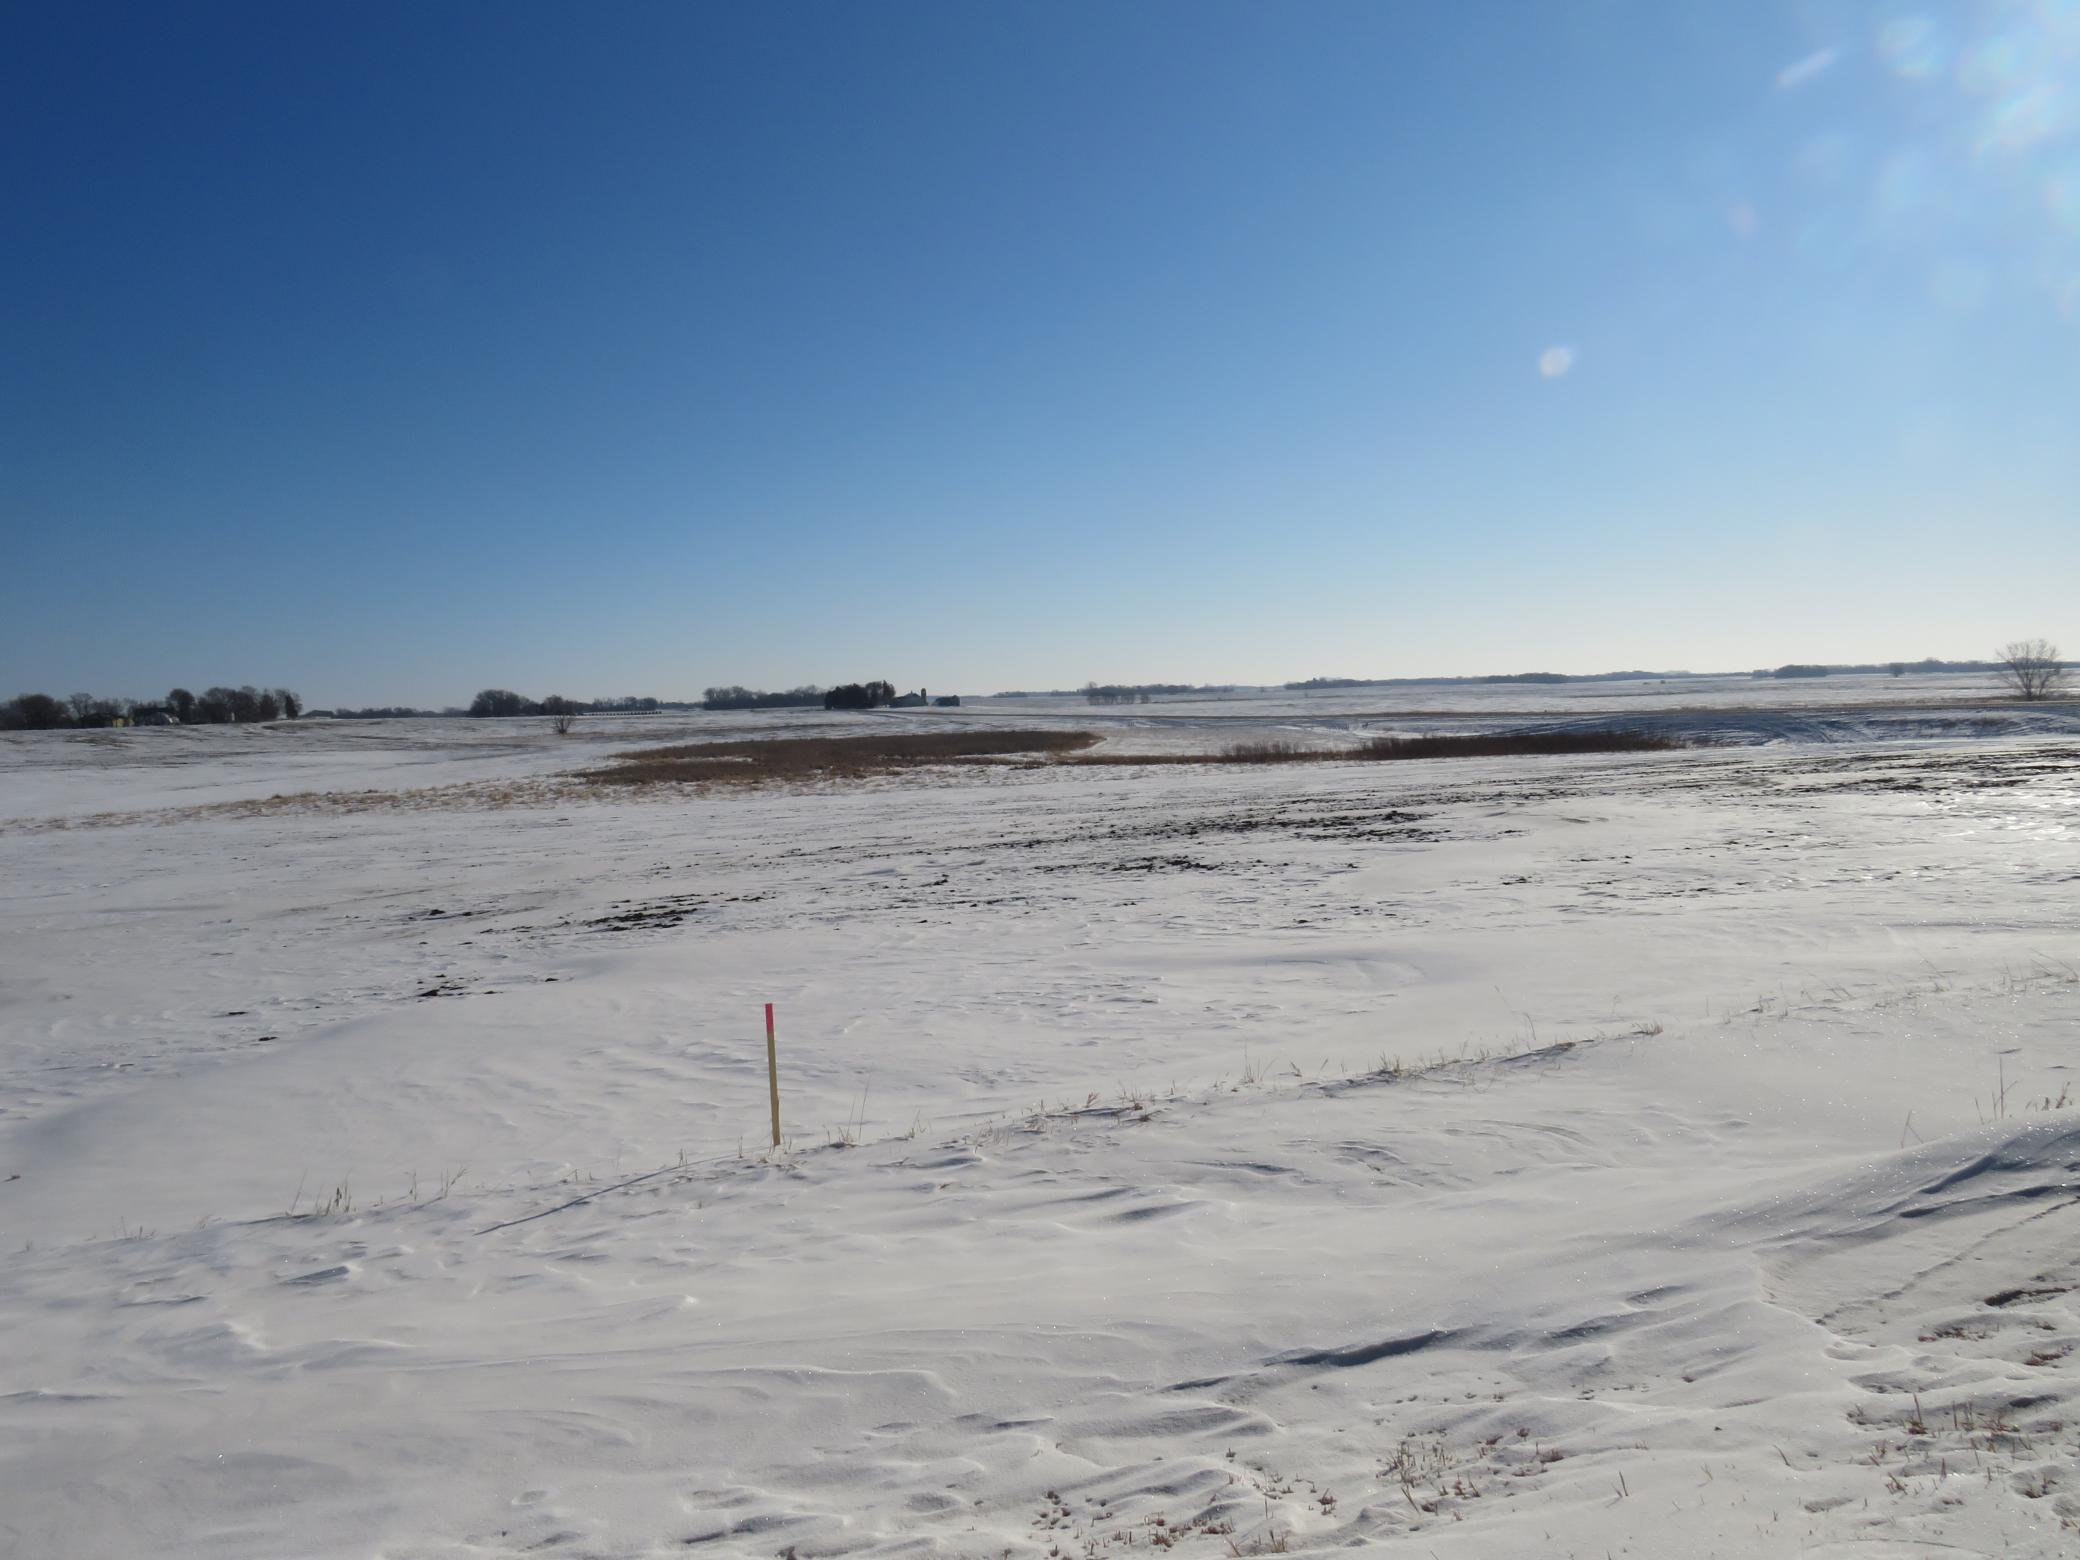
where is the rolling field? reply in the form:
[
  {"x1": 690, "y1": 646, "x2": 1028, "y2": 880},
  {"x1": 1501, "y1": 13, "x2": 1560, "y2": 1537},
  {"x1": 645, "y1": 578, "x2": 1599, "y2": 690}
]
[{"x1": 4, "y1": 680, "x2": 2079, "y2": 1557}]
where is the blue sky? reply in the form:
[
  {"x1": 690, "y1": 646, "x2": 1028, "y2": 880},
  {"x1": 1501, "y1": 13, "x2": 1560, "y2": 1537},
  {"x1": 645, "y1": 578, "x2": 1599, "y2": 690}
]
[{"x1": 4, "y1": 1, "x2": 2077, "y2": 704}]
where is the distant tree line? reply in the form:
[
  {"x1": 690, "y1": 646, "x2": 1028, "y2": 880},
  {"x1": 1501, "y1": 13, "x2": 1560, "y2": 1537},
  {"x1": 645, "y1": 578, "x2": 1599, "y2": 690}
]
[
  {"x1": 471, "y1": 689, "x2": 554, "y2": 717},
  {"x1": 1290, "y1": 657, "x2": 2054, "y2": 692},
  {"x1": 2, "y1": 685, "x2": 301, "y2": 730},
  {"x1": 1081, "y1": 682, "x2": 1218, "y2": 704},
  {"x1": 824, "y1": 680, "x2": 896, "y2": 710},
  {"x1": 465, "y1": 690, "x2": 666, "y2": 718},
  {"x1": 305, "y1": 695, "x2": 689, "y2": 719},
  {"x1": 703, "y1": 685, "x2": 825, "y2": 711},
  {"x1": 996, "y1": 683, "x2": 1233, "y2": 698},
  {"x1": 284, "y1": 693, "x2": 702, "y2": 720},
  {"x1": 311, "y1": 706, "x2": 445, "y2": 720},
  {"x1": 1749, "y1": 657, "x2": 2020, "y2": 680},
  {"x1": 1291, "y1": 671, "x2": 1691, "y2": 690},
  {"x1": 589, "y1": 695, "x2": 672, "y2": 712}
]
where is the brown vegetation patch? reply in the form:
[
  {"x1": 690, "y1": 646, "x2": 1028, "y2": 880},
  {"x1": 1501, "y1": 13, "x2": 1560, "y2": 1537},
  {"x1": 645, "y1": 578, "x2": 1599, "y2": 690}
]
[
  {"x1": 1352, "y1": 729, "x2": 1688, "y2": 760},
  {"x1": 1068, "y1": 730, "x2": 1691, "y2": 766},
  {"x1": 584, "y1": 729, "x2": 1099, "y2": 787}
]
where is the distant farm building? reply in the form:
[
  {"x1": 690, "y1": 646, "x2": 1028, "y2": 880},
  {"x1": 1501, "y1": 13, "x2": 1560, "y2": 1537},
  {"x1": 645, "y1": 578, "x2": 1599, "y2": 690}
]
[
  {"x1": 134, "y1": 711, "x2": 177, "y2": 726},
  {"x1": 933, "y1": 695, "x2": 960, "y2": 707},
  {"x1": 888, "y1": 688, "x2": 930, "y2": 708}
]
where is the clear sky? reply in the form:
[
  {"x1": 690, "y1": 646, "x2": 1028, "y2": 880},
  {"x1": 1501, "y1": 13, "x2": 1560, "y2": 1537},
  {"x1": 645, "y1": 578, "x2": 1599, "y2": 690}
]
[{"x1": 5, "y1": 1, "x2": 2077, "y2": 705}]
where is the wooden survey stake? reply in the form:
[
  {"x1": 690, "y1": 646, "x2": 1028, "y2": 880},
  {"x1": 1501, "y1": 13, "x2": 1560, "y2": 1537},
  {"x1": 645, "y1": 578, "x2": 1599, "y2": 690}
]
[{"x1": 765, "y1": 1002, "x2": 781, "y2": 1148}]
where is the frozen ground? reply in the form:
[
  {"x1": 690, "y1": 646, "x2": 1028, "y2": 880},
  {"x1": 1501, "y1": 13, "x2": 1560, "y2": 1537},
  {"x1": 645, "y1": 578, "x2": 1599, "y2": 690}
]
[{"x1": 4, "y1": 684, "x2": 2080, "y2": 1557}]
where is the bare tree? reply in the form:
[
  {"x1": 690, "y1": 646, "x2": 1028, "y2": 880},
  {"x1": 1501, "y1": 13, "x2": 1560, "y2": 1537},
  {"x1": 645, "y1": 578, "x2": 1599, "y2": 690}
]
[{"x1": 1995, "y1": 639, "x2": 2068, "y2": 702}]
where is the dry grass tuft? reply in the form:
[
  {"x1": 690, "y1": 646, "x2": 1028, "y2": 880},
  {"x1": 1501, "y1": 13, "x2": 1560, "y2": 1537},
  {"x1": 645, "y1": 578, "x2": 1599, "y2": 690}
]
[
  {"x1": 1219, "y1": 740, "x2": 1323, "y2": 762},
  {"x1": 585, "y1": 729, "x2": 1098, "y2": 787}
]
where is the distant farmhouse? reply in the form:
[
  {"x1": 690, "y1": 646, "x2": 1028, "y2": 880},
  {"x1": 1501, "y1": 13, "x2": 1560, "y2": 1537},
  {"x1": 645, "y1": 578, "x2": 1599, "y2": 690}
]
[
  {"x1": 822, "y1": 682, "x2": 957, "y2": 710},
  {"x1": 884, "y1": 688, "x2": 962, "y2": 708}
]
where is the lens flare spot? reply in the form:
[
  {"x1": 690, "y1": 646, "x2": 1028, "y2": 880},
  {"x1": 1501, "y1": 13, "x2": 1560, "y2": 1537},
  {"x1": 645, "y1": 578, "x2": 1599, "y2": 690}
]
[
  {"x1": 1776, "y1": 48, "x2": 1840, "y2": 90},
  {"x1": 1725, "y1": 201, "x2": 1759, "y2": 238},
  {"x1": 1979, "y1": 84, "x2": 2074, "y2": 153},
  {"x1": 1538, "y1": 346, "x2": 1574, "y2": 379}
]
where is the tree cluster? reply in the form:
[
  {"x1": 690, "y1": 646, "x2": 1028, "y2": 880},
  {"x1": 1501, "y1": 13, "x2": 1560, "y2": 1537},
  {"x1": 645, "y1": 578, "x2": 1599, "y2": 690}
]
[
  {"x1": 1752, "y1": 657, "x2": 2024, "y2": 680},
  {"x1": 468, "y1": 689, "x2": 573, "y2": 718},
  {"x1": 312, "y1": 706, "x2": 445, "y2": 720},
  {"x1": 3, "y1": 685, "x2": 301, "y2": 730},
  {"x1": 824, "y1": 681, "x2": 896, "y2": 711},
  {"x1": 587, "y1": 696, "x2": 664, "y2": 712},
  {"x1": 703, "y1": 685, "x2": 826, "y2": 711},
  {"x1": 1083, "y1": 683, "x2": 1156, "y2": 705},
  {"x1": 466, "y1": 691, "x2": 665, "y2": 718}
]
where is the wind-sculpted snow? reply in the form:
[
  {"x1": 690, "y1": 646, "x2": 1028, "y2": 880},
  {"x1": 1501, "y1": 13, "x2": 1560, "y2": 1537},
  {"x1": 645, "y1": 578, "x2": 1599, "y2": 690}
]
[{"x1": 1, "y1": 694, "x2": 2077, "y2": 1556}]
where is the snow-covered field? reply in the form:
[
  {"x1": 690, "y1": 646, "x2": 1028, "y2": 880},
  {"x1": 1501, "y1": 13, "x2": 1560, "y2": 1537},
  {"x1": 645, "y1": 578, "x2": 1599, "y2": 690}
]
[{"x1": 5, "y1": 682, "x2": 2080, "y2": 1558}]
